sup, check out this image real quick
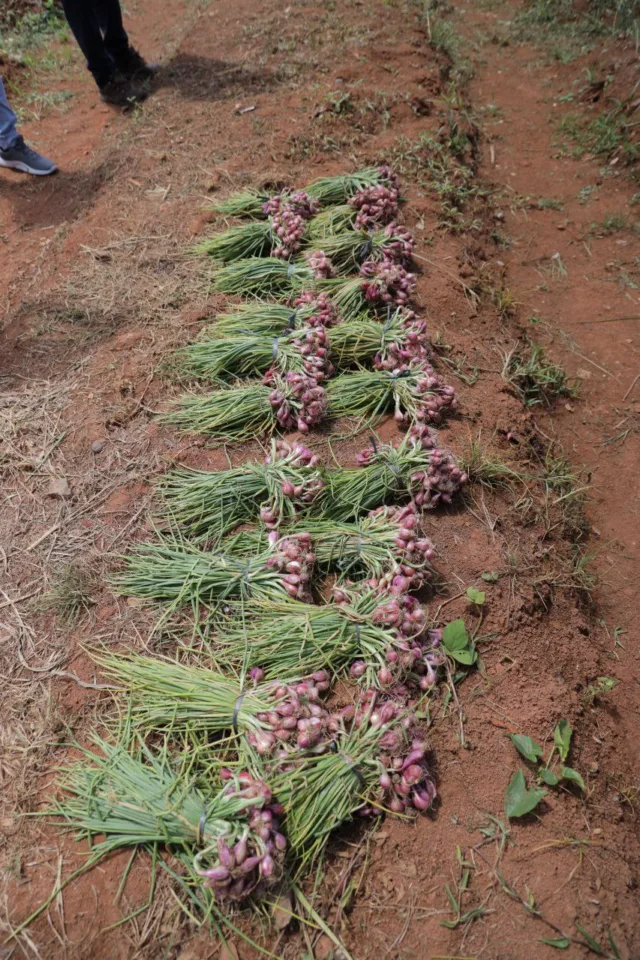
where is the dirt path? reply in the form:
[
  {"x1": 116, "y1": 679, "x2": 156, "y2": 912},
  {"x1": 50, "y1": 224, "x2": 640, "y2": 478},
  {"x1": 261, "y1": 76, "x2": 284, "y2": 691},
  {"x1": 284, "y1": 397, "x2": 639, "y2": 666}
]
[{"x1": 1, "y1": 1, "x2": 638, "y2": 958}]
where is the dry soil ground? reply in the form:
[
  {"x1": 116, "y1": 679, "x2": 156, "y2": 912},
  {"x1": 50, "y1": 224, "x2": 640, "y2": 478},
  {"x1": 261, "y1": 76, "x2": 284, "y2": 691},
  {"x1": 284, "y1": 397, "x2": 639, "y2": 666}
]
[{"x1": 0, "y1": 0, "x2": 639, "y2": 958}]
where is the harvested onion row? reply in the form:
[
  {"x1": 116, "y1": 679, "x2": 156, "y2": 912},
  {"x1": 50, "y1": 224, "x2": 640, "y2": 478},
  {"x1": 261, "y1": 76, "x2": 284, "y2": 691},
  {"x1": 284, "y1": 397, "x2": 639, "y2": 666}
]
[
  {"x1": 173, "y1": 307, "x2": 427, "y2": 384},
  {"x1": 211, "y1": 254, "x2": 417, "y2": 317},
  {"x1": 165, "y1": 361, "x2": 455, "y2": 440},
  {"x1": 224, "y1": 502, "x2": 434, "y2": 588},
  {"x1": 208, "y1": 166, "x2": 398, "y2": 220},
  {"x1": 157, "y1": 432, "x2": 465, "y2": 542},
  {"x1": 305, "y1": 222, "x2": 413, "y2": 273},
  {"x1": 215, "y1": 585, "x2": 440, "y2": 690},
  {"x1": 198, "y1": 189, "x2": 407, "y2": 266}
]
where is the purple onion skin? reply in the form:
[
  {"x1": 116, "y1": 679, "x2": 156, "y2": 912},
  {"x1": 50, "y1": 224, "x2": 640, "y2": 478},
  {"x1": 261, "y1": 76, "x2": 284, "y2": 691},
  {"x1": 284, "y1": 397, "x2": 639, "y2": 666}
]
[
  {"x1": 233, "y1": 837, "x2": 247, "y2": 865},
  {"x1": 261, "y1": 854, "x2": 275, "y2": 878},
  {"x1": 203, "y1": 865, "x2": 230, "y2": 883},
  {"x1": 240, "y1": 855, "x2": 262, "y2": 875}
]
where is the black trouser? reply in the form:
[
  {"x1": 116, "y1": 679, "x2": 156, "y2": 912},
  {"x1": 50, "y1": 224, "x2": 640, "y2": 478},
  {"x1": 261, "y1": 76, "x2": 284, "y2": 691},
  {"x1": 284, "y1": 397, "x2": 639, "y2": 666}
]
[{"x1": 62, "y1": 0, "x2": 130, "y2": 88}]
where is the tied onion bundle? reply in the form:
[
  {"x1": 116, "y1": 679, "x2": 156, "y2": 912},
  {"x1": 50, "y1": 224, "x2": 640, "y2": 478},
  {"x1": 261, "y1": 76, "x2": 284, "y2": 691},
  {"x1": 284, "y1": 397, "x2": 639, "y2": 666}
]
[
  {"x1": 196, "y1": 191, "x2": 320, "y2": 264},
  {"x1": 269, "y1": 700, "x2": 435, "y2": 869},
  {"x1": 305, "y1": 222, "x2": 414, "y2": 273},
  {"x1": 157, "y1": 440, "x2": 325, "y2": 541},
  {"x1": 173, "y1": 323, "x2": 333, "y2": 384},
  {"x1": 54, "y1": 736, "x2": 286, "y2": 905},
  {"x1": 224, "y1": 503, "x2": 435, "y2": 587},
  {"x1": 203, "y1": 293, "x2": 341, "y2": 341},
  {"x1": 95, "y1": 652, "x2": 333, "y2": 756},
  {"x1": 325, "y1": 363, "x2": 456, "y2": 427},
  {"x1": 165, "y1": 363, "x2": 454, "y2": 441},
  {"x1": 164, "y1": 369, "x2": 327, "y2": 439},
  {"x1": 174, "y1": 308, "x2": 427, "y2": 385},
  {"x1": 114, "y1": 532, "x2": 315, "y2": 610},
  {"x1": 209, "y1": 166, "x2": 398, "y2": 220},
  {"x1": 308, "y1": 182, "x2": 401, "y2": 239},
  {"x1": 321, "y1": 430, "x2": 466, "y2": 521},
  {"x1": 215, "y1": 586, "x2": 437, "y2": 689}
]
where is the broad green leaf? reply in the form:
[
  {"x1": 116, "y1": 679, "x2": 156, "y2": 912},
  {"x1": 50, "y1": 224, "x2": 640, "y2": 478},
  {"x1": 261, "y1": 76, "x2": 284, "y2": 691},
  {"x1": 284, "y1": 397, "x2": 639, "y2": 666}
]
[
  {"x1": 539, "y1": 768, "x2": 559, "y2": 786},
  {"x1": 539, "y1": 937, "x2": 570, "y2": 949},
  {"x1": 554, "y1": 719, "x2": 572, "y2": 762},
  {"x1": 443, "y1": 619, "x2": 469, "y2": 653},
  {"x1": 509, "y1": 734, "x2": 543, "y2": 763},
  {"x1": 449, "y1": 646, "x2": 478, "y2": 666},
  {"x1": 481, "y1": 571, "x2": 499, "y2": 582},
  {"x1": 466, "y1": 586, "x2": 486, "y2": 605},
  {"x1": 560, "y1": 766, "x2": 585, "y2": 792},
  {"x1": 505, "y1": 769, "x2": 546, "y2": 819}
]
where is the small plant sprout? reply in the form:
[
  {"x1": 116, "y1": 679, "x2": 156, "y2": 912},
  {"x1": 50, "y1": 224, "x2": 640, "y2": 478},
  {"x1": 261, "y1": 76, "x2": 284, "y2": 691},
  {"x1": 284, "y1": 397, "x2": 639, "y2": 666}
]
[
  {"x1": 507, "y1": 718, "x2": 586, "y2": 810},
  {"x1": 442, "y1": 618, "x2": 478, "y2": 668},
  {"x1": 582, "y1": 676, "x2": 618, "y2": 706}
]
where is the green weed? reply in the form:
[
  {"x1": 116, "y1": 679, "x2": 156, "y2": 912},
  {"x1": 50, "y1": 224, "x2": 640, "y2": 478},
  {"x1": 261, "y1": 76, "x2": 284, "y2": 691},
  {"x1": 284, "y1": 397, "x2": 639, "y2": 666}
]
[
  {"x1": 502, "y1": 342, "x2": 578, "y2": 406},
  {"x1": 460, "y1": 434, "x2": 520, "y2": 487},
  {"x1": 0, "y1": 0, "x2": 67, "y2": 61},
  {"x1": 558, "y1": 108, "x2": 640, "y2": 165},
  {"x1": 386, "y1": 132, "x2": 484, "y2": 233},
  {"x1": 582, "y1": 676, "x2": 618, "y2": 706},
  {"x1": 588, "y1": 214, "x2": 633, "y2": 236},
  {"x1": 536, "y1": 197, "x2": 564, "y2": 211}
]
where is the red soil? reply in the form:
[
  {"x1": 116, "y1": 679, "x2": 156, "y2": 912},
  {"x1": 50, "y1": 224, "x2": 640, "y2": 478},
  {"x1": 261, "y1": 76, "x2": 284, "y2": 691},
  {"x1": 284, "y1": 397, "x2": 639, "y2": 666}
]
[{"x1": 1, "y1": 0, "x2": 638, "y2": 958}]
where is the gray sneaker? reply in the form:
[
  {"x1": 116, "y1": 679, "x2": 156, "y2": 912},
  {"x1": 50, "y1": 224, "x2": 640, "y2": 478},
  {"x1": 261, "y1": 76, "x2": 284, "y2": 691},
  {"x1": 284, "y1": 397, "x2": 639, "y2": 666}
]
[{"x1": 0, "y1": 136, "x2": 57, "y2": 176}]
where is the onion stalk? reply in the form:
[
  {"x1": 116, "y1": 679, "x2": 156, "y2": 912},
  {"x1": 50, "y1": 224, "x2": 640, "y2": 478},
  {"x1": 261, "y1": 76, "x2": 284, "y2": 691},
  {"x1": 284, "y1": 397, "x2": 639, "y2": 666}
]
[
  {"x1": 172, "y1": 324, "x2": 332, "y2": 384},
  {"x1": 157, "y1": 440, "x2": 324, "y2": 540},
  {"x1": 203, "y1": 293, "x2": 340, "y2": 340},
  {"x1": 113, "y1": 532, "x2": 315, "y2": 611}
]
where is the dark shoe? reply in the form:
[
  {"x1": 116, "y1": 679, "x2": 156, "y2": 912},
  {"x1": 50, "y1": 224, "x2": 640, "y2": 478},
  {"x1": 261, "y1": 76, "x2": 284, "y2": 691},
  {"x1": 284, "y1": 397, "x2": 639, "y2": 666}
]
[
  {"x1": 99, "y1": 73, "x2": 148, "y2": 107},
  {"x1": 0, "y1": 136, "x2": 57, "y2": 176},
  {"x1": 116, "y1": 46, "x2": 159, "y2": 82}
]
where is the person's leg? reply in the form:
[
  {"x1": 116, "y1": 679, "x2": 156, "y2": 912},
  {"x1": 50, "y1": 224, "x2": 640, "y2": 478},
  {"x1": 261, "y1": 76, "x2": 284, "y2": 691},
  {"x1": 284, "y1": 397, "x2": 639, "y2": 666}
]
[
  {"x1": 0, "y1": 75, "x2": 19, "y2": 151},
  {"x1": 95, "y1": 0, "x2": 130, "y2": 64},
  {"x1": 0, "y1": 75, "x2": 57, "y2": 175},
  {"x1": 61, "y1": 0, "x2": 115, "y2": 88},
  {"x1": 96, "y1": 0, "x2": 158, "y2": 81}
]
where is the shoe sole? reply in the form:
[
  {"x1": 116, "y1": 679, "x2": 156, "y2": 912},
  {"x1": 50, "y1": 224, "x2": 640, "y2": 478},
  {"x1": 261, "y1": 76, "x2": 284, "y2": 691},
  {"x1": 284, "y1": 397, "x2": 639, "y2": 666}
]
[{"x1": 0, "y1": 157, "x2": 57, "y2": 176}]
